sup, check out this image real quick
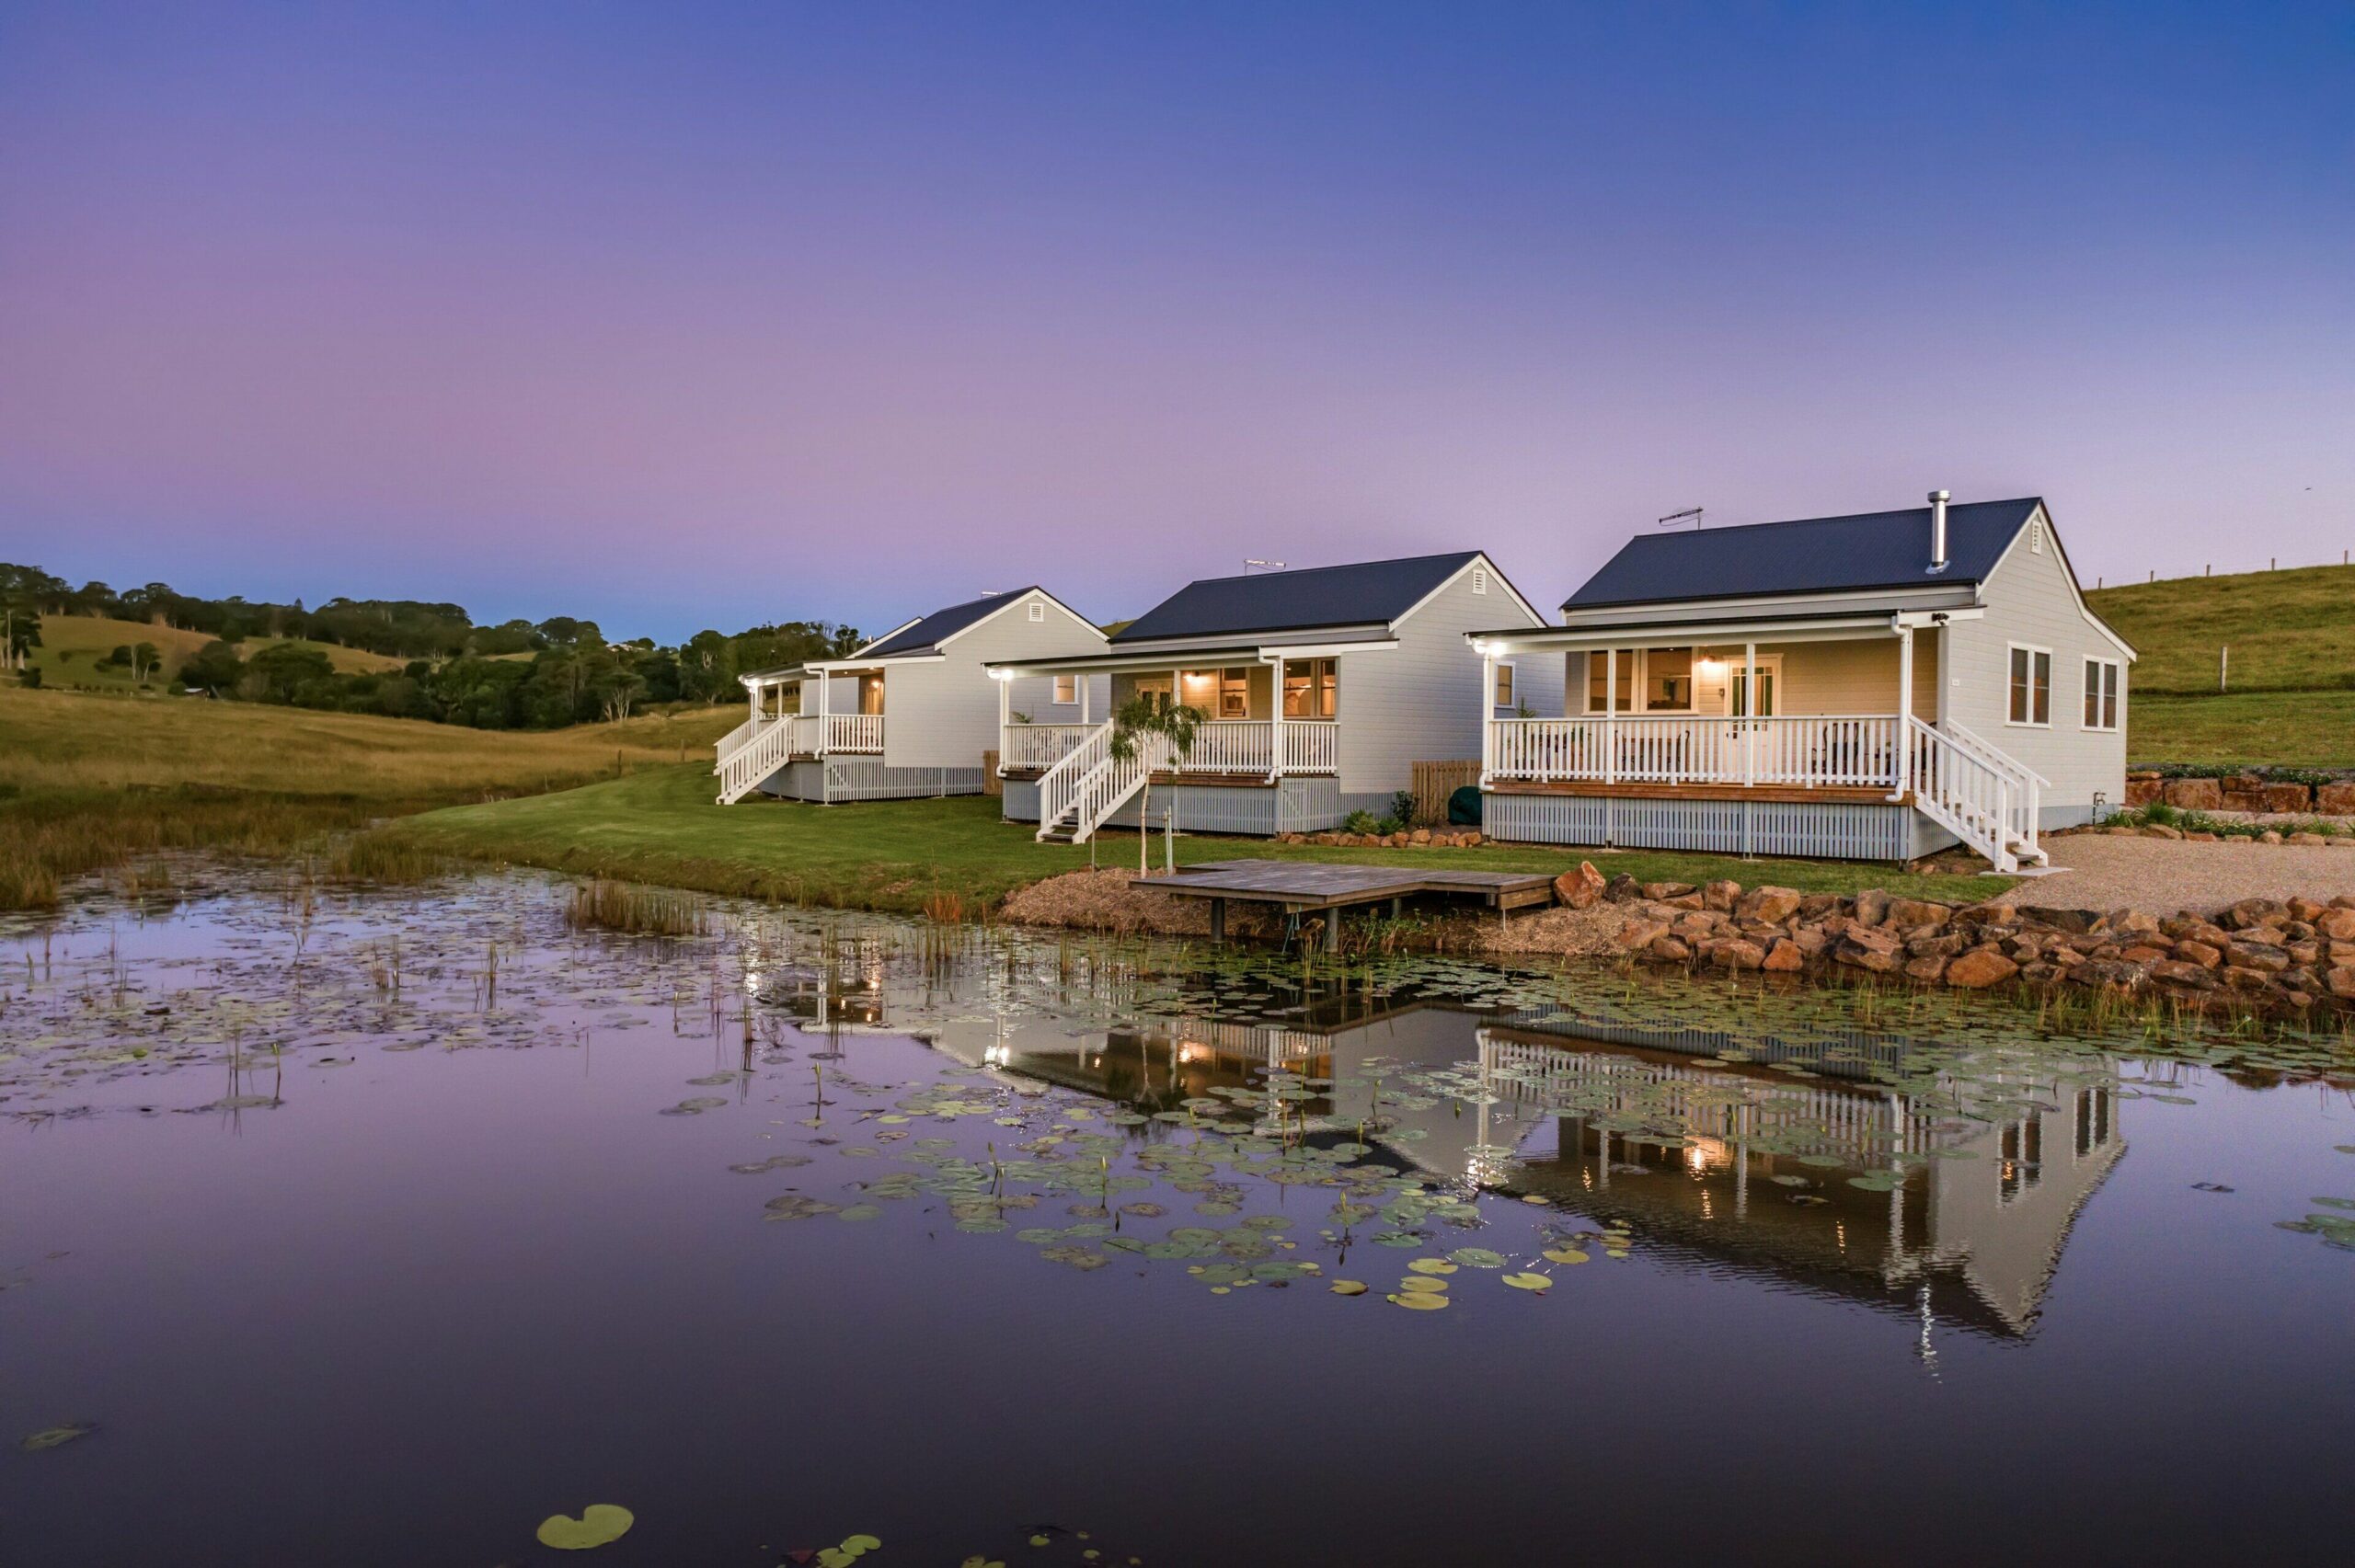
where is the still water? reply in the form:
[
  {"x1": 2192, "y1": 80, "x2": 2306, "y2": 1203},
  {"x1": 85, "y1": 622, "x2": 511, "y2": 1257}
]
[{"x1": 2, "y1": 872, "x2": 2349, "y2": 1566}]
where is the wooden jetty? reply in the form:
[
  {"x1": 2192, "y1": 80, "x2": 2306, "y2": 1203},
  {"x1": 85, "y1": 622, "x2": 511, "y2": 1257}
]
[{"x1": 1148, "y1": 860, "x2": 1557, "y2": 948}]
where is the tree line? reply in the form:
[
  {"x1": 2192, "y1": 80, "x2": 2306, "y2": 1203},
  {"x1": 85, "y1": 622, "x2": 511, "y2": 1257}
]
[{"x1": 0, "y1": 562, "x2": 862, "y2": 729}]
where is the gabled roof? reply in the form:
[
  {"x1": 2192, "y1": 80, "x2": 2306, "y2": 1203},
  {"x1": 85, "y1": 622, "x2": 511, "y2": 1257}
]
[
  {"x1": 1563, "y1": 498, "x2": 2042, "y2": 611},
  {"x1": 1112, "y1": 552, "x2": 1493, "y2": 644},
  {"x1": 856, "y1": 587, "x2": 1047, "y2": 658}
]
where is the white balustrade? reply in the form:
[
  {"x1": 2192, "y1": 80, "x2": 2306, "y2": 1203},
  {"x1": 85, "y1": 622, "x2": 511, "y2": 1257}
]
[
  {"x1": 1000, "y1": 723, "x2": 1097, "y2": 772},
  {"x1": 1280, "y1": 720, "x2": 1338, "y2": 774},
  {"x1": 1181, "y1": 720, "x2": 1273, "y2": 775},
  {"x1": 1487, "y1": 714, "x2": 1901, "y2": 788},
  {"x1": 822, "y1": 714, "x2": 884, "y2": 753}
]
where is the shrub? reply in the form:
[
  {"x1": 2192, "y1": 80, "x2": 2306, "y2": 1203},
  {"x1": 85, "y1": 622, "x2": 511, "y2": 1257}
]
[
  {"x1": 15, "y1": 667, "x2": 38, "y2": 689},
  {"x1": 1340, "y1": 808, "x2": 1381, "y2": 835},
  {"x1": 1390, "y1": 789, "x2": 1418, "y2": 825},
  {"x1": 1373, "y1": 815, "x2": 1403, "y2": 835}
]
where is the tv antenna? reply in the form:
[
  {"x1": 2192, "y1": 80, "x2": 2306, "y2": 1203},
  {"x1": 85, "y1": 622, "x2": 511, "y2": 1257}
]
[
  {"x1": 1243, "y1": 558, "x2": 1286, "y2": 575},
  {"x1": 1658, "y1": 507, "x2": 1705, "y2": 531}
]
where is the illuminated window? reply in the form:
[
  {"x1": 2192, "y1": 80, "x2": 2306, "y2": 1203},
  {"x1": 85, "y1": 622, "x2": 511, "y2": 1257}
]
[
  {"x1": 1052, "y1": 675, "x2": 1076, "y2": 705},
  {"x1": 1584, "y1": 651, "x2": 1632, "y2": 713},
  {"x1": 1646, "y1": 647, "x2": 1694, "y2": 711},
  {"x1": 1218, "y1": 667, "x2": 1249, "y2": 719},
  {"x1": 1492, "y1": 661, "x2": 1516, "y2": 710},
  {"x1": 2008, "y1": 645, "x2": 2051, "y2": 726},
  {"x1": 1282, "y1": 658, "x2": 1336, "y2": 718}
]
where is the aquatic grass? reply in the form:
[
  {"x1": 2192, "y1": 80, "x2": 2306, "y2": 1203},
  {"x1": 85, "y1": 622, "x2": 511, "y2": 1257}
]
[{"x1": 566, "y1": 879, "x2": 711, "y2": 938}]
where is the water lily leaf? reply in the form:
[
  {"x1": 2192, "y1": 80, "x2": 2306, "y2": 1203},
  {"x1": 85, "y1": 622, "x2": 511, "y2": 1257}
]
[
  {"x1": 536, "y1": 1504, "x2": 634, "y2": 1551},
  {"x1": 20, "y1": 1422, "x2": 94, "y2": 1452},
  {"x1": 1502, "y1": 1272, "x2": 1552, "y2": 1291},
  {"x1": 1406, "y1": 1257, "x2": 1457, "y2": 1275},
  {"x1": 1397, "y1": 1276, "x2": 1448, "y2": 1294},
  {"x1": 1448, "y1": 1247, "x2": 1507, "y2": 1269},
  {"x1": 1329, "y1": 1280, "x2": 1368, "y2": 1296},
  {"x1": 1388, "y1": 1290, "x2": 1450, "y2": 1310},
  {"x1": 1541, "y1": 1246, "x2": 1590, "y2": 1265}
]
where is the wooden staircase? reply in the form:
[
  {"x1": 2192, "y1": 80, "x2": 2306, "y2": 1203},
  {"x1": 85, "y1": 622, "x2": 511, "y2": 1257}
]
[
  {"x1": 1905, "y1": 717, "x2": 2049, "y2": 873},
  {"x1": 1033, "y1": 722, "x2": 1169, "y2": 844}
]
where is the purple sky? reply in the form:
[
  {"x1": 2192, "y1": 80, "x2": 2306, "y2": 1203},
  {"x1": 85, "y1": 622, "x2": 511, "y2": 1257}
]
[{"x1": 2, "y1": 2, "x2": 2348, "y2": 641}]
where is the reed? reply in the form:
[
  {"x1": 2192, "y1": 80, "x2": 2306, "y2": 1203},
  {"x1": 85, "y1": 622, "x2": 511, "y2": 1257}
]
[{"x1": 566, "y1": 878, "x2": 710, "y2": 938}]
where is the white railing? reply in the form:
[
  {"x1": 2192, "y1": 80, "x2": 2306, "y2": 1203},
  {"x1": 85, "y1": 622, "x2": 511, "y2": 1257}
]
[
  {"x1": 1905, "y1": 716, "x2": 2020, "y2": 872},
  {"x1": 1488, "y1": 714, "x2": 1901, "y2": 788},
  {"x1": 716, "y1": 715, "x2": 762, "y2": 757},
  {"x1": 1281, "y1": 719, "x2": 1338, "y2": 774},
  {"x1": 1935, "y1": 720, "x2": 2044, "y2": 863},
  {"x1": 716, "y1": 718, "x2": 799, "y2": 804},
  {"x1": 1071, "y1": 731, "x2": 1170, "y2": 841},
  {"x1": 821, "y1": 713, "x2": 884, "y2": 753},
  {"x1": 1183, "y1": 720, "x2": 1274, "y2": 775},
  {"x1": 1035, "y1": 721, "x2": 1114, "y2": 840},
  {"x1": 1000, "y1": 723, "x2": 1097, "y2": 773}
]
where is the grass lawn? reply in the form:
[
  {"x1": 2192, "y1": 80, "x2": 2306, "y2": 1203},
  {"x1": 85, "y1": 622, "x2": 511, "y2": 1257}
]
[
  {"x1": 383, "y1": 765, "x2": 2017, "y2": 916},
  {"x1": 25, "y1": 613, "x2": 408, "y2": 692},
  {"x1": 2127, "y1": 691, "x2": 2355, "y2": 769},
  {"x1": 2085, "y1": 563, "x2": 2355, "y2": 696},
  {"x1": 0, "y1": 685, "x2": 741, "y2": 908}
]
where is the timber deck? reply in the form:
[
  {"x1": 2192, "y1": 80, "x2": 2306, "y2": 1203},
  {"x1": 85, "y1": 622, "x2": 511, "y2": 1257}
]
[
  {"x1": 1149, "y1": 859, "x2": 1557, "y2": 947},
  {"x1": 1486, "y1": 779, "x2": 1909, "y2": 806}
]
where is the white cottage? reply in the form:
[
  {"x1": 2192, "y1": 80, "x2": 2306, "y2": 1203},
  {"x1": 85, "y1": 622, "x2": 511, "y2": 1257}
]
[
  {"x1": 1466, "y1": 494, "x2": 2134, "y2": 870},
  {"x1": 993, "y1": 551, "x2": 1557, "y2": 841},
  {"x1": 714, "y1": 588, "x2": 1108, "y2": 805}
]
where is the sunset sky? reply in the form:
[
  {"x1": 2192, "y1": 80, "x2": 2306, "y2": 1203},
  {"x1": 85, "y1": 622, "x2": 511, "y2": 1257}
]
[{"x1": 2, "y1": 2, "x2": 2348, "y2": 642}]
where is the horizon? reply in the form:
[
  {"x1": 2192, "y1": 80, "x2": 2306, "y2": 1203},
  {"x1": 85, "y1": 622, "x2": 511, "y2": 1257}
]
[{"x1": 3, "y1": 2, "x2": 2349, "y2": 642}]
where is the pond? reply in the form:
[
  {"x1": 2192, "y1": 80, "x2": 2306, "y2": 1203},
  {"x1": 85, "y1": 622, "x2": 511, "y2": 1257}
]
[{"x1": 2, "y1": 870, "x2": 2349, "y2": 1565}]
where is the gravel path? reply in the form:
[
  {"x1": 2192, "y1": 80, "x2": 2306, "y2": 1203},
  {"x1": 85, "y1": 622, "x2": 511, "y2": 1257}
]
[{"x1": 1996, "y1": 833, "x2": 2355, "y2": 917}]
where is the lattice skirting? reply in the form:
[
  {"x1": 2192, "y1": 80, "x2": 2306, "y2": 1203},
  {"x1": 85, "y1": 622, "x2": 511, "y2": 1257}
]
[
  {"x1": 1484, "y1": 791, "x2": 1956, "y2": 863},
  {"x1": 757, "y1": 759, "x2": 983, "y2": 804},
  {"x1": 1000, "y1": 776, "x2": 1345, "y2": 836}
]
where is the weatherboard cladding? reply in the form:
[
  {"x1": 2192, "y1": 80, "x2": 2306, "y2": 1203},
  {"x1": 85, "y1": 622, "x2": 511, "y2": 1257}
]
[
  {"x1": 859, "y1": 587, "x2": 1040, "y2": 658},
  {"x1": 1111, "y1": 553, "x2": 1484, "y2": 643},
  {"x1": 1562, "y1": 499, "x2": 2039, "y2": 611}
]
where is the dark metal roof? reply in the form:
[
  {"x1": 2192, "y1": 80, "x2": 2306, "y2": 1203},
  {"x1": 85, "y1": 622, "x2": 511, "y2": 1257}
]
[
  {"x1": 1112, "y1": 552, "x2": 1484, "y2": 644},
  {"x1": 859, "y1": 587, "x2": 1040, "y2": 658},
  {"x1": 1563, "y1": 498, "x2": 2041, "y2": 611}
]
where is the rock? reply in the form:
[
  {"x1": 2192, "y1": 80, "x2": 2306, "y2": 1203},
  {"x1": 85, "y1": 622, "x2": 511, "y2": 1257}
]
[
  {"x1": 2185, "y1": 830, "x2": 2218, "y2": 841},
  {"x1": 2224, "y1": 898, "x2": 2289, "y2": 930},
  {"x1": 2142, "y1": 824, "x2": 2184, "y2": 841},
  {"x1": 1736, "y1": 885, "x2": 1802, "y2": 924},
  {"x1": 2289, "y1": 831, "x2": 2328, "y2": 846},
  {"x1": 1554, "y1": 862, "x2": 1607, "y2": 910},
  {"x1": 1762, "y1": 939, "x2": 1806, "y2": 972},
  {"x1": 1409, "y1": 828, "x2": 1430, "y2": 844},
  {"x1": 1703, "y1": 878, "x2": 1742, "y2": 912},
  {"x1": 1946, "y1": 948, "x2": 2019, "y2": 989},
  {"x1": 1642, "y1": 881, "x2": 1697, "y2": 901},
  {"x1": 2315, "y1": 909, "x2": 2355, "y2": 943},
  {"x1": 2100, "y1": 908, "x2": 2162, "y2": 936},
  {"x1": 1671, "y1": 912, "x2": 1717, "y2": 942},
  {"x1": 1461, "y1": 832, "x2": 1482, "y2": 846},
  {"x1": 1618, "y1": 918, "x2": 1672, "y2": 952},
  {"x1": 1604, "y1": 874, "x2": 1643, "y2": 904},
  {"x1": 2151, "y1": 960, "x2": 2219, "y2": 990},
  {"x1": 1648, "y1": 935, "x2": 1692, "y2": 963},
  {"x1": 1884, "y1": 898, "x2": 1949, "y2": 931},
  {"x1": 2070, "y1": 958, "x2": 2149, "y2": 992},
  {"x1": 1798, "y1": 893, "x2": 1846, "y2": 920},
  {"x1": 2119, "y1": 944, "x2": 2170, "y2": 964},
  {"x1": 2316, "y1": 782, "x2": 2355, "y2": 815},
  {"x1": 1835, "y1": 929, "x2": 1901, "y2": 973},
  {"x1": 1709, "y1": 939, "x2": 1765, "y2": 970},
  {"x1": 2017, "y1": 905, "x2": 2098, "y2": 934},
  {"x1": 1789, "y1": 924, "x2": 1831, "y2": 956},
  {"x1": 2326, "y1": 967, "x2": 2355, "y2": 1001},
  {"x1": 2262, "y1": 782, "x2": 2313, "y2": 812},
  {"x1": 2288, "y1": 897, "x2": 2330, "y2": 922},
  {"x1": 2226, "y1": 942, "x2": 2292, "y2": 973},
  {"x1": 2125, "y1": 776, "x2": 2163, "y2": 807},
  {"x1": 2258, "y1": 830, "x2": 2283, "y2": 845},
  {"x1": 2163, "y1": 777, "x2": 2223, "y2": 810},
  {"x1": 1853, "y1": 889, "x2": 1891, "y2": 927},
  {"x1": 1903, "y1": 953, "x2": 1950, "y2": 982}
]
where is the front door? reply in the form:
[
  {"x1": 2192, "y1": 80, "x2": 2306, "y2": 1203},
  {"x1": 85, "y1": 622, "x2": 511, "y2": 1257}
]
[
  {"x1": 1729, "y1": 658, "x2": 1778, "y2": 717},
  {"x1": 1133, "y1": 674, "x2": 1172, "y2": 708}
]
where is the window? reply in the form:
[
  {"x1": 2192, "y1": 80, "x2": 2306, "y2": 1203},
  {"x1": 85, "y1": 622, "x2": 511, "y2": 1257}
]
[
  {"x1": 1492, "y1": 661, "x2": 1516, "y2": 710},
  {"x1": 1999, "y1": 1116, "x2": 2043, "y2": 1203},
  {"x1": 2083, "y1": 658, "x2": 2120, "y2": 731},
  {"x1": 1218, "y1": 667, "x2": 1249, "y2": 719},
  {"x1": 1282, "y1": 658, "x2": 1336, "y2": 718},
  {"x1": 1584, "y1": 651, "x2": 1632, "y2": 714},
  {"x1": 1027, "y1": 600, "x2": 1045, "y2": 622},
  {"x1": 1051, "y1": 675, "x2": 1076, "y2": 705},
  {"x1": 2008, "y1": 645, "x2": 2051, "y2": 726},
  {"x1": 1645, "y1": 647, "x2": 1694, "y2": 711}
]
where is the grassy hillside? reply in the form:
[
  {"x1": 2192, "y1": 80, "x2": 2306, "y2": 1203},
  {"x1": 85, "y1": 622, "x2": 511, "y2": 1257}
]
[
  {"x1": 24, "y1": 613, "x2": 408, "y2": 691},
  {"x1": 2084, "y1": 563, "x2": 2355, "y2": 765},
  {"x1": 0, "y1": 685, "x2": 738, "y2": 907}
]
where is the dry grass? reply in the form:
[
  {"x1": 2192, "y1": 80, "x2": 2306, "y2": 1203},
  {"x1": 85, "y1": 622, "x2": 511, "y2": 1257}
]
[
  {"x1": 565, "y1": 878, "x2": 710, "y2": 937},
  {"x1": 0, "y1": 685, "x2": 740, "y2": 909},
  {"x1": 26, "y1": 613, "x2": 410, "y2": 690}
]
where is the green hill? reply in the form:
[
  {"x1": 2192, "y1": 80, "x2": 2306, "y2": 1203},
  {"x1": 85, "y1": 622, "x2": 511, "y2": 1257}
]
[
  {"x1": 2085, "y1": 563, "x2": 2355, "y2": 766},
  {"x1": 24, "y1": 613, "x2": 408, "y2": 692}
]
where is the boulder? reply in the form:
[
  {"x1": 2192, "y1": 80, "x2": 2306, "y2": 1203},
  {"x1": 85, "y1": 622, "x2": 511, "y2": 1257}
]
[
  {"x1": 1642, "y1": 881, "x2": 1697, "y2": 901},
  {"x1": 1762, "y1": 939, "x2": 1807, "y2": 972},
  {"x1": 2258, "y1": 830, "x2": 2283, "y2": 845},
  {"x1": 1736, "y1": 885, "x2": 1802, "y2": 924},
  {"x1": 2016, "y1": 905, "x2": 2098, "y2": 934},
  {"x1": 2226, "y1": 942, "x2": 2292, "y2": 973},
  {"x1": 1708, "y1": 938, "x2": 1765, "y2": 971},
  {"x1": 1853, "y1": 888, "x2": 1891, "y2": 927},
  {"x1": 1903, "y1": 953, "x2": 1950, "y2": 983},
  {"x1": 2070, "y1": 958, "x2": 2149, "y2": 992},
  {"x1": 2163, "y1": 777, "x2": 2223, "y2": 810},
  {"x1": 1648, "y1": 935, "x2": 1693, "y2": 963},
  {"x1": 2326, "y1": 967, "x2": 2355, "y2": 1001},
  {"x1": 2263, "y1": 782, "x2": 2314, "y2": 812},
  {"x1": 1835, "y1": 928, "x2": 1901, "y2": 973},
  {"x1": 2125, "y1": 776, "x2": 2163, "y2": 807},
  {"x1": 1884, "y1": 898, "x2": 1949, "y2": 931},
  {"x1": 1798, "y1": 893, "x2": 1847, "y2": 920},
  {"x1": 2099, "y1": 909, "x2": 2162, "y2": 936},
  {"x1": 2316, "y1": 782, "x2": 2355, "y2": 816},
  {"x1": 2289, "y1": 832, "x2": 2329, "y2": 846},
  {"x1": 2315, "y1": 908, "x2": 2355, "y2": 943},
  {"x1": 1554, "y1": 861, "x2": 1607, "y2": 910},
  {"x1": 2150, "y1": 960, "x2": 2219, "y2": 990},
  {"x1": 2223, "y1": 898, "x2": 2288, "y2": 930},
  {"x1": 1617, "y1": 917, "x2": 1671, "y2": 952},
  {"x1": 1604, "y1": 873, "x2": 1643, "y2": 904},
  {"x1": 1703, "y1": 878, "x2": 1742, "y2": 912},
  {"x1": 1946, "y1": 948, "x2": 2019, "y2": 989}
]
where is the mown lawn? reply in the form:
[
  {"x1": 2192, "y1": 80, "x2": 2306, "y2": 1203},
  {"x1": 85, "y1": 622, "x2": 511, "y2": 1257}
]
[
  {"x1": 2085, "y1": 562, "x2": 2355, "y2": 696},
  {"x1": 2128, "y1": 692, "x2": 2355, "y2": 769},
  {"x1": 382, "y1": 765, "x2": 2016, "y2": 915}
]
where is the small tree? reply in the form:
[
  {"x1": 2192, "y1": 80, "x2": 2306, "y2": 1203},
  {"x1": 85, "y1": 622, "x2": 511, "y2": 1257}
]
[{"x1": 1106, "y1": 692, "x2": 1204, "y2": 876}]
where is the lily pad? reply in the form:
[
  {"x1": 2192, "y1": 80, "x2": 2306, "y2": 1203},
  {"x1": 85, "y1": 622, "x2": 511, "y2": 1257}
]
[
  {"x1": 1329, "y1": 1280, "x2": 1369, "y2": 1296},
  {"x1": 1502, "y1": 1272, "x2": 1552, "y2": 1291},
  {"x1": 19, "y1": 1422, "x2": 94, "y2": 1452},
  {"x1": 536, "y1": 1504, "x2": 635, "y2": 1551}
]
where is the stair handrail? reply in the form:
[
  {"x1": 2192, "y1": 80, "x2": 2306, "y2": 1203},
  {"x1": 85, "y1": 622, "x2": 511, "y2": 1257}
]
[
  {"x1": 1904, "y1": 715, "x2": 2018, "y2": 872},
  {"x1": 1935, "y1": 718, "x2": 2044, "y2": 858},
  {"x1": 1035, "y1": 720, "x2": 1114, "y2": 840},
  {"x1": 715, "y1": 716, "x2": 799, "y2": 805},
  {"x1": 1067, "y1": 730, "x2": 1169, "y2": 843}
]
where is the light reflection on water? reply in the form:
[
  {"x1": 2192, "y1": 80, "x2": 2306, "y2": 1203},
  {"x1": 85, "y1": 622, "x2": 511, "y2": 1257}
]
[{"x1": 1, "y1": 871, "x2": 2349, "y2": 1566}]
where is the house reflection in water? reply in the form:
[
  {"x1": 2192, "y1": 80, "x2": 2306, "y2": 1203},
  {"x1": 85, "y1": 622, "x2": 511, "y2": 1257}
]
[{"x1": 755, "y1": 949, "x2": 2122, "y2": 1345}]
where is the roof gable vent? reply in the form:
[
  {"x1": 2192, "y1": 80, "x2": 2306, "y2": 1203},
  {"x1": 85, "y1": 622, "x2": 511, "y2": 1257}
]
[
  {"x1": 1471, "y1": 566, "x2": 1488, "y2": 595},
  {"x1": 1028, "y1": 600, "x2": 1044, "y2": 621}
]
